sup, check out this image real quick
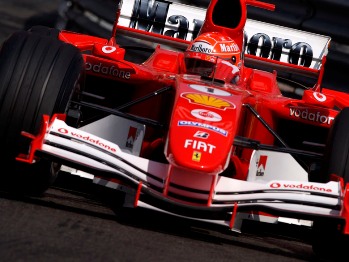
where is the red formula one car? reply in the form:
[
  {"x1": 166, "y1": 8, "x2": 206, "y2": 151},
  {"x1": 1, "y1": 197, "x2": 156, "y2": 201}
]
[{"x1": 1, "y1": 0, "x2": 349, "y2": 257}]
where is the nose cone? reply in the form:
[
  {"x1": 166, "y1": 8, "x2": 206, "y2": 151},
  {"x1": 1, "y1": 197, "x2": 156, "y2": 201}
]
[{"x1": 166, "y1": 79, "x2": 245, "y2": 173}]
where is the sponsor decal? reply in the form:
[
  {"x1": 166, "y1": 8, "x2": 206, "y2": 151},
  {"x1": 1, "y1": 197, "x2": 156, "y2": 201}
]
[
  {"x1": 58, "y1": 128, "x2": 117, "y2": 153},
  {"x1": 192, "y1": 151, "x2": 201, "y2": 162},
  {"x1": 190, "y1": 41, "x2": 212, "y2": 53},
  {"x1": 122, "y1": 0, "x2": 318, "y2": 68},
  {"x1": 102, "y1": 46, "x2": 117, "y2": 54},
  {"x1": 289, "y1": 107, "x2": 334, "y2": 125},
  {"x1": 184, "y1": 139, "x2": 216, "y2": 153},
  {"x1": 85, "y1": 62, "x2": 131, "y2": 79},
  {"x1": 247, "y1": 34, "x2": 313, "y2": 67},
  {"x1": 191, "y1": 109, "x2": 222, "y2": 122},
  {"x1": 194, "y1": 131, "x2": 209, "y2": 139},
  {"x1": 256, "y1": 155, "x2": 267, "y2": 177},
  {"x1": 313, "y1": 92, "x2": 327, "y2": 102},
  {"x1": 178, "y1": 120, "x2": 228, "y2": 136},
  {"x1": 127, "y1": 0, "x2": 204, "y2": 40},
  {"x1": 182, "y1": 93, "x2": 234, "y2": 109},
  {"x1": 270, "y1": 182, "x2": 332, "y2": 193},
  {"x1": 126, "y1": 126, "x2": 139, "y2": 149},
  {"x1": 189, "y1": 84, "x2": 231, "y2": 96},
  {"x1": 219, "y1": 42, "x2": 239, "y2": 53}
]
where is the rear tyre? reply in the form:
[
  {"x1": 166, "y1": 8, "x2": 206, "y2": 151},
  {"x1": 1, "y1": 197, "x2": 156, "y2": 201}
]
[
  {"x1": 311, "y1": 107, "x2": 349, "y2": 259},
  {"x1": 0, "y1": 30, "x2": 83, "y2": 195}
]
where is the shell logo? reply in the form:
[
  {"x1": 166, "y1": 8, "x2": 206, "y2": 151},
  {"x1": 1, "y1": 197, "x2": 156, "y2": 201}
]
[{"x1": 182, "y1": 93, "x2": 234, "y2": 109}]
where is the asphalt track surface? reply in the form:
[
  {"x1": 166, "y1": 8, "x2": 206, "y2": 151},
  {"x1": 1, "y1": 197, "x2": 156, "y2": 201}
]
[{"x1": 0, "y1": 1, "x2": 334, "y2": 261}]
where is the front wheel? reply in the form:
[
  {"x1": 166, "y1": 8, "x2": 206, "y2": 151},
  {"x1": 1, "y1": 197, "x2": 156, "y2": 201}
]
[
  {"x1": 321, "y1": 107, "x2": 349, "y2": 183},
  {"x1": 311, "y1": 107, "x2": 349, "y2": 258},
  {"x1": 0, "y1": 29, "x2": 83, "y2": 195}
]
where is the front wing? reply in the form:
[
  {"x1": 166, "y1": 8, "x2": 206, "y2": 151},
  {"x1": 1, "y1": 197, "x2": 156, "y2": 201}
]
[{"x1": 17, "y1": 114, "x2": 345, "y2": 230}]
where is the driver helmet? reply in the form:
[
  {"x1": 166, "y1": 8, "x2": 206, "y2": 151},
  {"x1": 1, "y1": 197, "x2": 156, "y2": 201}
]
[{"x1": 184, "y1": 32, "x2": 242, "y2": 83}]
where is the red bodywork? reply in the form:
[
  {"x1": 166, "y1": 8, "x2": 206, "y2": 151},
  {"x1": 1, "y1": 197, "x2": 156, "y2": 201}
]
[{"x1": 16, "y1": 0, "x2": 349, "y2": 239}]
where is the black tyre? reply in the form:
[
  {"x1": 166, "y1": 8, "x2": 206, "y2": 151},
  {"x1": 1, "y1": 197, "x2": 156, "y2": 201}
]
[
  {"x1": 322, "y1": 107, "x2": 349, "y2": 183},
  {"x1": 0, "y1": 30, "x2": 83, "y2": 195},
  {"x1": 312, "y1": 219, "x2": 348, "y2": 261},
  {"x1": 311, "y1": 107, "x2": 349, "y2": 259},
  {"x1": 28, "y1": 25, "x2": 60, "y2": 38}
]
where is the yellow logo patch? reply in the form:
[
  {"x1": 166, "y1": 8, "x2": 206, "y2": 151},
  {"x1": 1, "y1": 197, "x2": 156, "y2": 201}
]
[
  {"x1": 192, "y1": 151, "x2": 201, "y2": 162},
  {"x1": 183, "y1": 93, "x2": 231, "y2": 109}
]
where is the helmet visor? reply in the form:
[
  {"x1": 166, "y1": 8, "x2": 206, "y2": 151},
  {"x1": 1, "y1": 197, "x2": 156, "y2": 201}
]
[{"x1": 184, "y1": 52, "x2": 217, "y2": 77}]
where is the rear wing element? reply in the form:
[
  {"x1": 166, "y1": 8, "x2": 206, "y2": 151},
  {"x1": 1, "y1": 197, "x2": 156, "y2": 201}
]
[{"x1": 117, "y1": 0, "x2": 331, "y2": 83}]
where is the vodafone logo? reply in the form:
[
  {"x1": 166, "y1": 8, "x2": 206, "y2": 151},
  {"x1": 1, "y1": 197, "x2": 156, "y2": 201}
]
[
  {"x1": 191, "y1": 109, "x2": 222, "y2": 122},
  {"x1": 313, "y1": 92, "x2": 327, "y2": 102},
  {"x1": 102, "y1": 46, "x2": 117, "y2": 54},
  {"x1": 270, "y1": 182, "x2": 332, "y2": 192},
  {"x1": 289, "y1": 108, "x2": 334, "y2": 125},
  {"x1": 57, "y1": 128, "x2": 117, "y2": 153}
]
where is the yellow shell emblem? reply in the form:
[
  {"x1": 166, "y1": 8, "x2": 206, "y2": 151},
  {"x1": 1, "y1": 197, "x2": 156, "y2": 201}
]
[{"x1": 183, "y1": 93, "x2": 231, "y2": 109}]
